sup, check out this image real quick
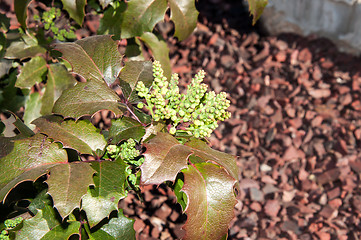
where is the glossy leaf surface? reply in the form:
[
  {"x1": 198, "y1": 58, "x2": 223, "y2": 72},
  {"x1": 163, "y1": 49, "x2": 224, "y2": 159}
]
[
  {"x1": 121, "y1": 0, "x2": 168, "y2": 39},
  {"x1": 169, "y1": 0, "x2": 198, "y2": 41},
  {"x1": 15, "y1": 209, "x2": 50, "y2": 239},
  {"x1": 98, "y1": 1, "x2": 126, "y2": 36},
  {"x1": 5, "y1": 35, "x2": 46, "y2": 60},
  {"x1": 108, "y1": 117, "x2": 145, "y2": 144},
  {"x1": 14, "y1": 0, "x2": 31, "y2": 28},
  {"x1": 182, "y1": 163, "x2": 237, "y2": 240},
  {"x1": 139, "y1": 32, "x2": 171, "y2": 79},
  {"x1": 32, "y1": 116, "x2": 107, "y2": 156},
  {"x1": 46, "y1": 162, "x2": 96, "y2": 218},
  {"x1": 23, "y1": 92, "x2": 42, "y2": 129},
  {"x1": 91, "y1": 211, "x2": 135, "y2": 240},
  {"x1": 52, "y1": 80, "x2": 124, "y2": 119},
  {"x1": 118, "y1": 60, "x2": 153, "y2": 103},
  {"x1": 0, "y1": 134, "x2": 67, "y2": 202},
  {"x1": 16, "y1": 56, "x2": 47, "y2": 89},
  {"x1": 54, "y1": 35, "x2": 122, "y2": 85},
  {"x1": 141, "y1": 132, "x2": 192, "y2": 184},
  {"x1": 41, "y1": 63, "x2": 77, "y2": 115},
  {"x1": 61, "y1": 0, "x2": 86, "y2": 25}
]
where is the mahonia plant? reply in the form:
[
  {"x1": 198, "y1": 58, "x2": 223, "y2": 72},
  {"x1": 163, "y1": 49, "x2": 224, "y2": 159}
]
[{"x1": 136, "y1": 61, "x2": 231, "y2": 138}]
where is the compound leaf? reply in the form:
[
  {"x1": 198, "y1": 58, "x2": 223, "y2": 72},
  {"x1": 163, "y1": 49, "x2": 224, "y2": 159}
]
[
  {"x1": 118, "y1": 60, "x2": 153, "y2": 104},
  {"x1": 52, "y1": 80, "x2": 125, "y2": 119},
  {"x1": 140, "y1": 132, "x2": 192, "y2": 185},
  {"x1": 41, "y1": 63, "x2": 77, "y2": 115},
  {"x1": 121, "y1": 0, "x2": 168, "y2": 39},
  {"x1": 16, "y1": 56, "x2": 47, "y2": 89},
  {"x1": 185, "y1": 138, "x2": 239, "y2": 184},
  {"x1": 247, "y1": 0, "x2": 268, "y2": 25},
  {"x1": 61, "y1": 0, "x2": 86, "y2": 25},
  {"x1": 139, "y1": 32, "x2": 171, "y2": 79},
  {"x1": 46, "y1": 162, "x2": 96, "y2": 218},
  {"x1": 108, "y1": 117, "x2": 145, "y2": 144},
  {"x1": 169, "y1": 0, "x2": 198, "y2": 41},
  {"x1": 53, "y1": 35, "x2": 122, "y2": 85},
  {"x1": 0, "y1": 134, "x2": 67, "y2": 202},
  {"x1": 181, "y1": 163, "x2": 237, "y2": 240},
  {"x1": 32, "y1": 116, "x2": 107, "y2": 156},
  {"x1": 91, "y1": 210, "x2": 135, "y2": 240}
]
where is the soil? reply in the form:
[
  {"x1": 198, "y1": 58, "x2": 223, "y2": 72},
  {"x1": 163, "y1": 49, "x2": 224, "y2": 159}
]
[{"x1": 2, "y1": 0, "x2": 361, "y2": 239}]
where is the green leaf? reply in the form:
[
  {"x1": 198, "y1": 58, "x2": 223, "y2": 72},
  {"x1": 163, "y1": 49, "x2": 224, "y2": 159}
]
[
  {"x1": 0, "y1": 134, "x2": 67, "y2": 202},
  {"x1": 15, "y1": 209, "x2": 50, "y2": 239},
  {"x1": 83, "y1": 159, "x2": 128, "y2": 227},
  {"x1": 108, "y1": 117, "x2": 145, "y2": 144},
  {"x1": 98, "y1": 1, "x2": 126, "y2": 36},
  {"x1": 185, "y1": 138, "x2": 239, "y2": 184},
  {"x1": 32, "y1": 116, "x2": 107, "y2": 156},
  {"x1": 0, "y1": 13, "x2": 10, "y2": 32},
  {"x1": 14, "y1": 0, "x2": 31, "y2": 28},
  {"x1": 0, "y1": 59, "x2": 13, "y2": 78},
  {"x1": 61, "y1": 0, "x2": 86, "y2": 25},
  {"x1": 5, "y1": 110, "x2": 34, "y2": 138},
  {"x1": 41, "y1": 220, "x2": 80, "y2": 240},
  {"x1": 247, "y1": 0, "x2": 268, "y2": 25},
  {"x1": 82, "y1": 188, "x2": 121, "y2": 228},
  {"x1": 168, "y1": 0, "x2": 198, "y2": 41},
  {"x1": 46, "y1": 162, "x2": 96, "y2": 218},
  {"x1": 16, "y1": 56, "x2": 47, "y2": 89},
  {"x1": 121, "y1": 0, "x2": 168, "y2": 39},
  {"x1": 52, "y1": 80, "x2": 125, "y2": 119},
  {"x1": 23, "y1": 92, "x2": 43, "y2": 130},
  {"x1": 140, "y1": 132, "x2": 192, "y2": 185},
  {"x1": 139, "y1": 32, "x2": 171, "y2": 79},
  {"x1": 99, "y1": 0, "x2": 113, "y2": 9},
  {"x1": 53, "y1": 35, "x2": 122, "y2": 85},
  {"x1": 90, "y1": 159, "x2": 128, "y2": 198},
  {"x1": 5, "y1": 35, "x2": 46, "y2": 60},
  {"x1": 91, "y1": 211, "x2": 135, "y2": 240},
  {"x1": 181, "y1": 163, "x2": 237, "y2": 240},
  {"x1": 41, "y1": 63, "x2": 76, "y2": 115},
  {"x1": 118, "y1": 60, "x2": 153, "y2": 104}
]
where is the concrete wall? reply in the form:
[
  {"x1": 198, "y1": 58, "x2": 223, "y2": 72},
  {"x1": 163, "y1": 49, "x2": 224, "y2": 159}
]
[{"x1": 261, "y1": 0, "x2": 361, "y2": 54}]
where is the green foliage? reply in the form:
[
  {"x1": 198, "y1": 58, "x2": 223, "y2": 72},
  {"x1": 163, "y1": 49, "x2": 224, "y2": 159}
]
[
  {"x1": 247, "y1": 0, "x2": 268, "y2": 25},
  {"x1": 136, "y1": 61, "x2": 231, "y2": 138},
  {"x1": 0, "y1": 0, "x2": 268, "y2": 238}
]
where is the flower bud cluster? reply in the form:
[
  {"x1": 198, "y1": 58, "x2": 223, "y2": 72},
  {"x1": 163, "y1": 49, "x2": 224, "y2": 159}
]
[
  {"x1": 120, "y1": 139, "x2": 144, "y2": 166},
  {"x1": 4, "y1": 217, "x2": 23, "y2": 229},
  {"x1": 136, "y1": 61, "x2": 231, "y2": 138}
]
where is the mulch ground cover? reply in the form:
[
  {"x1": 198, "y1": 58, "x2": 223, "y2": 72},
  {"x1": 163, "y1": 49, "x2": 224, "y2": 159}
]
[{"x1": 2, "y1": 0, "x2": 361, "y2": 239}]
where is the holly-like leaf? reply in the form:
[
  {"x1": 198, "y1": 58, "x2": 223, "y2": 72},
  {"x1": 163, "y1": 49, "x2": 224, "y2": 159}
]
[
  {"x1": 118, "y1": 60, "x2": 153, "y2": 104},
  {"x1": 108, "y1": 117, "x2": 145, "y2": 144},
  {"x1": 98, "y1": 1, "x2": 126, "y2": 36},
  {"x1": 181, "y1": 163, "x2": 237, "y2": 240},
  {"x1": 53, "y1": 35, "x2": 122, "y2": 85},
  {"x1": 41, "y1": 63, "x2": 77, "y2": 115},
  {"x1": 185, "y1": 138, "x2": 239, "y2": 184},
  {"x1": 52, "y1": 80, "x2": 125, "y2": 119},
  {"x1": 247, "y1": 0, "x2": 268, "y2": 25},
  {"x1": 41, "y1": 219, "x2": 81, "y2": 239},
  {"x1": 140, "y1": 132, "x2": 192, "y2": 185},
  {"x1": 83, "y1": 159, "x2": 128, "y2": 227},
  {"x1": 23, "y1": 92, "x2": 43, "y2": 129},
  {"x1": 15, "y1": 209, "x2": 51, "y2": 239},
  {"x1": 168, "y1": 0, "x2": 199, "y2": 41},
  {"x1": 91, "y1": 210, "x2": 135, "y2": 240},
  {"x1": 139, "y1": 32, "x2": 171, "y2": 79},
  {"x1": 14, "y1": 0, "x2": 31, "y2": 28},
  {"x1": 16, "y1": 56, "x2": 47, "y2": 89},
  {"x1": 0, "y1": 134, "x2": 67, "y2": 202},
  {"x1": 32, "y1": 116, "x2": 107, "y2": 156},
  {"x1": 46, "y1": 162, "x2": 96, "y2": 218},
  {"x1": 5, "y1": 35, "x2": 46, "y2": 60},
  {"x1": 121, "y1": 0, "x2": 168, "y2": 39},
  {"x1": 61, "y1": 0, "x2": 86, "y2": 25}
]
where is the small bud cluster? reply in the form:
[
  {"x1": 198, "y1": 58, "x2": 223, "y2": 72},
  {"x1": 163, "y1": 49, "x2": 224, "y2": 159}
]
[
  {"x1": 0, "y1": 217, "x2": 23, "y2": 240},
  {"x1": 136, "y1": 61, "x2": 231, "y2": 138},
  {"x1": 34, "y1": 7, "x2": 76, "y2": 41}
]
